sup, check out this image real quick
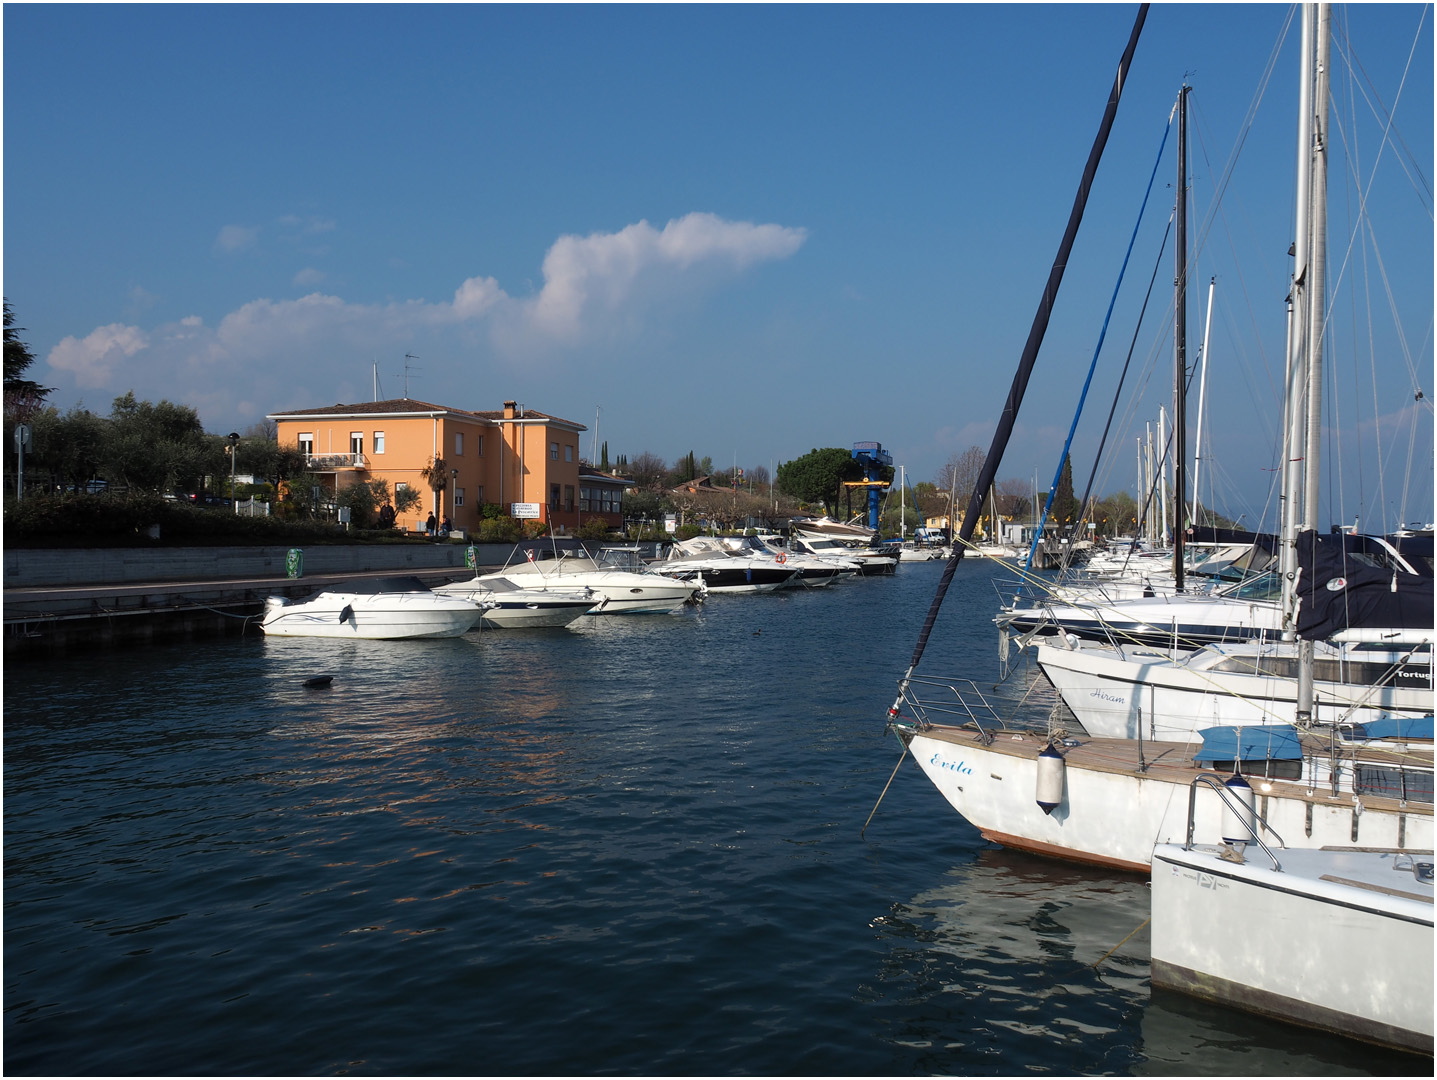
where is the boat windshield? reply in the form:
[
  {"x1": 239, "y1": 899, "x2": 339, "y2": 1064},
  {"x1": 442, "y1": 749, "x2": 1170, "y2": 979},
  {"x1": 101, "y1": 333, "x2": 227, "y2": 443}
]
[{"x1": 1221, "y1": 570, "x2": 1282, "y2": 602}]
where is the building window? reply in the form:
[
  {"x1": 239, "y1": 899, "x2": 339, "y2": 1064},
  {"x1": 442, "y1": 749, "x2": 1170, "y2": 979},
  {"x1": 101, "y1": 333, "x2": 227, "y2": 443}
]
[
  {"x1": 350, "y1": 431, "x2": 363, "y2": 456},
  {"x1": 580, "y1": 486, "x2": 592, "y2": 512},
  {"x1": 564, "y1": 485, "x2": 574, "y2": 512},
  {"x1": 550, "y1": 483, "x2": 561, "y2": 508},
  {"x1": 476, "y1": 435, "x2": 483, "y2": 457},
  {"x1": 454, "y1": 487, "x2": 465, "y2": 508},
  {"x1": 476, "y1": 485, "x2": 484, "y2": 503},
  {"x1": 374, "y1": 431, "x2": 385, "y2": 454},
  {"x1": 550, "y1": 442, "x2": 559, "y2": 460},
  {"x1": 298, "y1": 432, "x2": 314, "y2": 457},
  {"x1": 454, "y1": 432, "x2": 464, "y2": 456},
  {"x1": 565, "y1": 444, "x2": 573, "y2": 463}
]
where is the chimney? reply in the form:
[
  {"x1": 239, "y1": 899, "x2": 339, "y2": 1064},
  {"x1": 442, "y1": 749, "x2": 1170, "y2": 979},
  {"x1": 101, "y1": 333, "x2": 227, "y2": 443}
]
[{"x1": 503, "y1": 400, "x2": 517, "y2": 419}]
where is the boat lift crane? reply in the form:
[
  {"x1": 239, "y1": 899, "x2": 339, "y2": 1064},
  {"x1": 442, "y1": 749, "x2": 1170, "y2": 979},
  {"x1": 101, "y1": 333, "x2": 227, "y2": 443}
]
[{"x1": 847, "y1": 442, "x2": 893, "y2": 532}]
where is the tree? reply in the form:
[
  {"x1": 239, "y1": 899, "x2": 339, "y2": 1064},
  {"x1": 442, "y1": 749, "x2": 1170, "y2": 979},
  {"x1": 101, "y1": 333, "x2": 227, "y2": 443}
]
[
  {"x1": 775, "y1": 448, "x2": 861, "y2": 515},
  {"x1": 105, "y1": 391, "x2": 214, "y2": 495},
  {"x1": 628, "y1": 451, "x2": 669, "y2": 490},
  {"x1": 420, "y1": 456, "x2": 450, "y2": 518},
  {"x1": 4, "y1": 300, "x2": 52, "y2": 420},
  {"x1": 935, "y1": 446, "x2": 986, "y2": 506},
  {"x1": 1051, "y1": 454, "x2": 1078, "y2": 531}
]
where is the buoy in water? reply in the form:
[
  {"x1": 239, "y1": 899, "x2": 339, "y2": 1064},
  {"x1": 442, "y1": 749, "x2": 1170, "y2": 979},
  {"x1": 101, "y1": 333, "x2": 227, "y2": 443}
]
[
  {"x1": 1221, "y1": 772, "x2": 1256, "y2": 845},
  {"x1": 303, "y1": 675, "x2": 334, "y2": 689},
  {"x1": 1035, "y1": 743, "x2": 1065, "y2": 815}
]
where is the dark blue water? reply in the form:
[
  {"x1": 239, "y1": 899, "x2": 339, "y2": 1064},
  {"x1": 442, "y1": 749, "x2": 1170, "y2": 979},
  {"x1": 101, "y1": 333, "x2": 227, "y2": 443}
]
[{"x1": 4, "y1": 561, "x2": 1420, "y2": 1075}]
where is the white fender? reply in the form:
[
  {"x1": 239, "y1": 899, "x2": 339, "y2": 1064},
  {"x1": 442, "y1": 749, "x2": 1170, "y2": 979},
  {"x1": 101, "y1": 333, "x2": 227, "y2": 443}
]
[{"x1": 1035, "y1": 744, "x2": 1065, "y2": 816}]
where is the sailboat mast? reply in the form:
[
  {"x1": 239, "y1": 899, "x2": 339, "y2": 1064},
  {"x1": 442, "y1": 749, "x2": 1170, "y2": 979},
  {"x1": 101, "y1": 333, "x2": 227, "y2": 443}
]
[
  {"x1": 1173, "y1": 83, "x2": 1190, "y2": 590},
  {"x1": 1303, "y1": 6, "x2": 1330, "y2": 524},
  {"x1": 1280, "y1": 5, "x2": 1317, "y2": 634}
]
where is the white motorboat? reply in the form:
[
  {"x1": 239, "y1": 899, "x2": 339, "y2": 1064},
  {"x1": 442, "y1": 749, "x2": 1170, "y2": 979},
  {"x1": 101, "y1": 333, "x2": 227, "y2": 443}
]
[
  {"x1": 435, "y1": 575, "x2": 599, "y2": 628},
  {"x1": 1151, "y1": 841, "x2": 1433, "y2": 1055},
  {"x1": 1036, "y1": 636, "x2": 1434, "y2": 742},
  {"x1": 791, "y1": 535, "x2": 897, "y2": 576},
  {"x1": 790, "y1": 515, "x2": 877, "y2": 543},
  {"x1": 487, "y1": 549, "x2": 701, "y2": 614},
  {"x1": 691, "y1": 535, "x2": 851, "y2": 588},
  {"x1": 261, "y1": 576, "x2": 484, "y2": 639},
  {"x1": 655, "y1": 538, "x2": 798, "y2": 593}
]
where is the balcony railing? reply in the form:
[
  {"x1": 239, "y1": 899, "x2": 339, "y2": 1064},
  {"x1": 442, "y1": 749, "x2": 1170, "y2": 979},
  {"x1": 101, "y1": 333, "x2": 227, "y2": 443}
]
[{"x1": 305, "y1": 453, "x2": 366, "y2": 470}]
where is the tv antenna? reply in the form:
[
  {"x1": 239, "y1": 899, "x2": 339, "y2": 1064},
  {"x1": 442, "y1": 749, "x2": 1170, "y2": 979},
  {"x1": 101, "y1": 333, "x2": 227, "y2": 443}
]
[{"x1": 395, "y1": 353, "x2": 421, "y2": 399}]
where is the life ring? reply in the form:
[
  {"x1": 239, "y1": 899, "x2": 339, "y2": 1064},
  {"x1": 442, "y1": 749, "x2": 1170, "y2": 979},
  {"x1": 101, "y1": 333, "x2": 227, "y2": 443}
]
[{"x1": 776, "y1": 552, "x2": 787, "y2": 564}]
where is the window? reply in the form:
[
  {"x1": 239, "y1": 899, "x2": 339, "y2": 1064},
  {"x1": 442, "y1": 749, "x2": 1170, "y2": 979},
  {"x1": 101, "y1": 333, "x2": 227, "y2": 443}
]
[
  {"x1": 298, "y1": 432, "x2": 314, "y2": 457},
  {"x1": 454, "y1": 432, "x2": 464, "y2": 456},
  {"x1": 550, "y1": 483, "x2": 561, "y2": 508},
  {"x1": 475, "y1": 485, "x2": 484, "y2": 503},
  {"x1": 565, "y1": 444, "x2": 573, "y2": 463},
  {"x1": 454, "y1": 487, "x2": 465, "y2": 508},
  {"x1": 374, "y1": 431, "x2": 385, "y2": 454},
  {"x1": 476, "y1": 435, "x2": 483, "y2": 457},
  {"x1": 564, "y1": 485, "x2": 574, "y2": 512},
  {"x1": 350, "y1": 431, "x2": 363, "y2": 456},
  {"x1": 580, "y1": 486, "x2": 593, "y2": 512},
  {"x1": 550, "y1": 442, "x2": 559, "y2": 460},
  {"x1": 395, "y1": 481, "x2": 408, "y2": 499}
]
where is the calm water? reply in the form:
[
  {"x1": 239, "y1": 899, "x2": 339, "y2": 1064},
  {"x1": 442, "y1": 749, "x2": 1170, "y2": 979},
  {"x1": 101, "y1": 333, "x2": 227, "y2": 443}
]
[{"x1": 4, "y1": 560, "x2": 1424, "y2": 1075}]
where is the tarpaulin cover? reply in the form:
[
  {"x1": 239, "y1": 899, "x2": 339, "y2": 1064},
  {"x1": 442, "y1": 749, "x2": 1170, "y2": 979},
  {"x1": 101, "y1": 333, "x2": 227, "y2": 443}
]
[
  {"x1": 1295, "y1": 529, "x2": 1435, "y2": 640},
  {"x1": 1347, "y1": 716, "x2": 1435, "y2": 741},
  {"x1": 1194, "y1": 725, "x2": 1304, "y2": 762}
]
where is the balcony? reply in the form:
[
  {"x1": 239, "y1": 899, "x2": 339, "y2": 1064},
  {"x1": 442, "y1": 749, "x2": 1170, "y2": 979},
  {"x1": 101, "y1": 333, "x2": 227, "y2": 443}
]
[{"x1": 306, "y1": 453, "x2": 367, "y2": 471}]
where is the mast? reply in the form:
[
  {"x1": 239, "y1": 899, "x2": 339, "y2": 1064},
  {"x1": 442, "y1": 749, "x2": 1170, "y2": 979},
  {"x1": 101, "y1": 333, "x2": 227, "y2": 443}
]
[{"x1": 1173, "y1": 83, "x2": 1190, "y2": 590}]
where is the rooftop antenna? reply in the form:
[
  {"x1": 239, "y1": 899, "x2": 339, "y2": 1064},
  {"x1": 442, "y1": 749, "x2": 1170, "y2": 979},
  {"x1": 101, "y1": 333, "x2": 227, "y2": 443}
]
[{"x1": 397, "y1": 353, "x2": 421, "y2": 399}]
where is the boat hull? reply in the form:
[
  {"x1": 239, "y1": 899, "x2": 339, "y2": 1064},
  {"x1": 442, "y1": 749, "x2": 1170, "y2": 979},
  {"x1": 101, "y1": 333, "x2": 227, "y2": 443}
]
[
  {"x1": 900, "y1": 724, "x2": 1433, "y2": 872},
  {"x1": 1151, "y1": 844, "x2": 1434, "y2": 1055},
  {"x1": 261, "y1": 593, "x2": 482, "y2": 639},
  {"x1": 1036, "y1": 641, "x2": 1434, "y2": 741}
]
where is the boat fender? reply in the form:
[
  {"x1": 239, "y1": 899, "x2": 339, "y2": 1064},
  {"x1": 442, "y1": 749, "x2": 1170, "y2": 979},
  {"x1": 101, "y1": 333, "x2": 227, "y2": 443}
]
[
  {"x1": 303, "y1": 675, "x2": 334, "y2": 689},
  {"x1": 1035, "y1": 743, "x2": 1065, "y2": 815},
  {"x1": 1221, "y1": 773, "x2": 1256, "y2": 846},
  {"x1": 339, "y1": 604, "x2": 354, "y2": 624}
]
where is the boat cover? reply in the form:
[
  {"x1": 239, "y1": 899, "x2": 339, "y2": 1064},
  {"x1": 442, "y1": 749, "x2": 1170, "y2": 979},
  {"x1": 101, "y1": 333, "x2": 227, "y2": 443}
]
[
  {"x1": 1194, "y1": 725, "x2": 1304, "y2": 763},
  {"x1": 1346, "y1": 716, "x2": 1435, "y2": 741},
  {"x1": 1295, "y1": 530, "x2": 1435, "y2": 640},
  {"x1": 334, "y1": 575, "x2": 434, "y2": 594}
]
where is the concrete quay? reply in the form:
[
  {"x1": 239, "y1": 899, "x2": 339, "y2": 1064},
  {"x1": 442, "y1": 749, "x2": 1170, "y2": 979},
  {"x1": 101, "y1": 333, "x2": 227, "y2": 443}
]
[{"x1": 4, "y1": 542, "x2": 525, "y2": 657}]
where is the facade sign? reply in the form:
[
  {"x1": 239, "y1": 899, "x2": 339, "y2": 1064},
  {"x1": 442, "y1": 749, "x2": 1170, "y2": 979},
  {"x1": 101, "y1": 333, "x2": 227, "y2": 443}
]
[{"x1": 511, "y1": 502, "x2": 542, "y2": 519}]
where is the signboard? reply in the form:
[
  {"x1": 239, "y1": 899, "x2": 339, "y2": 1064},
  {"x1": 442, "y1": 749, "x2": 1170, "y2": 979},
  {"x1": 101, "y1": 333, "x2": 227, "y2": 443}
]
[
  {"x1": 664, "y1": 514, "x2": 678, "y2": 534},
  {"x1": 511, "y1": 502, "x2": 542, "y2": 520}
]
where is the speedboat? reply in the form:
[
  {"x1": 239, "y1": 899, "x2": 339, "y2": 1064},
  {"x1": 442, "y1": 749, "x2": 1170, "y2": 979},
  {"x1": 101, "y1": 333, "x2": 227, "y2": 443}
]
[
  {"x1": 486, "y1": 549, "x2": 701, "y2": 614},
  {"x1": 654, "y1": 538, "x2": 798, "y2": 593},
  {"x1": 435, "y1": 575, "x2": 599, "y2": 628},
  {"x1": 261, "y1": 576, "x2": 483, "y2": 639},
  {"x1": 791, "y1": 535, "x2": 898, "y2": 575}
]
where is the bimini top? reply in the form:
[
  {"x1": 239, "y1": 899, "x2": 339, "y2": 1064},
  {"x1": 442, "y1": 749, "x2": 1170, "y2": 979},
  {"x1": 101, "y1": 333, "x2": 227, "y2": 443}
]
[
  {"x1": 1194, "y1": 725, "x2": 1304, "y2": 763},
  {"x1": 327, "y1": 576, "x2": 435, "y2": 595}
]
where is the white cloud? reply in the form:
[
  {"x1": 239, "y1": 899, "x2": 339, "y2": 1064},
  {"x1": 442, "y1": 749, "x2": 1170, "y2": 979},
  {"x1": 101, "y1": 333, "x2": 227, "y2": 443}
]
[
  {"x1": 43, "y1": 212, "x2": 806, "y2": 426},
  {"x1": 47, "y1": 323, "x2": 150, "y2": 388},
  {"x1": 293, "y1": 267, "x2": 327, "y2": 287},
  {"x1": 214, "y1": 224, "x2": 258, "y2": 254}
]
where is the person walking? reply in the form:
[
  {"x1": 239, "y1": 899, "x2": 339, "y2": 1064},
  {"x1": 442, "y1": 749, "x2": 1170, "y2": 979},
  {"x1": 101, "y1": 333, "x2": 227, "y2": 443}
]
[{"x1": 425, "y1": 511, "x2": 436, "y2": 536}]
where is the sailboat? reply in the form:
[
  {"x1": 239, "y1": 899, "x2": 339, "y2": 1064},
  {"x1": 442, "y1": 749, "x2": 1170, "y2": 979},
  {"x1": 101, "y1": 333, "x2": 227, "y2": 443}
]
[{"x1": 882, "y1": 7, "x2": 1434, "y2": 871}]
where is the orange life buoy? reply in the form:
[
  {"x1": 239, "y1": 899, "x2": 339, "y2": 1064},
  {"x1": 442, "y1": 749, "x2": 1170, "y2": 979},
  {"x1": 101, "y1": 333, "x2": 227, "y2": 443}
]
[{"x1": 776, "y1": 552, "x2": 787, "y2": 564}]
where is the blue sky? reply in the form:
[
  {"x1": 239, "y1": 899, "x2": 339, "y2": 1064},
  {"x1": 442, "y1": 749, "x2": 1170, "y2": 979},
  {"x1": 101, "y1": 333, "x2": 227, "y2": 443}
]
[{"x1": 5, "y1": 4, "x2": 1432, "y2": 531}]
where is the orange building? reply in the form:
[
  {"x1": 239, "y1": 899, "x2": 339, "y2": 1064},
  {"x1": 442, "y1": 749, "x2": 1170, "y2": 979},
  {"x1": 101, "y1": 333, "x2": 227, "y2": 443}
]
[{"x1": 267, "y1": 398, "x2": 605, "y2": 535}]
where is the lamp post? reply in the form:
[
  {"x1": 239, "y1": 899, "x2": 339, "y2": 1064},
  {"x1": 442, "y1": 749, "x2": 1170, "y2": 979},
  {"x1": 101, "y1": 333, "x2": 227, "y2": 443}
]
[
  {"x1": 451, "y1": 468, "x2": 460, "y2": 528},
  {"x1": 227, "y1": 433, "x2": 240, "y2": 513}
]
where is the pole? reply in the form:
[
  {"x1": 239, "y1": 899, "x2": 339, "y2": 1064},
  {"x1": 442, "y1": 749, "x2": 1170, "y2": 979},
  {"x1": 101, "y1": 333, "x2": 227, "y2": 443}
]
[
  {"x1": 1192, "y1": 277, "x2": 1215, "y2": 525},
  {"x1": 1172, "y1": 84, "x2": 1189, "y2": 590}
]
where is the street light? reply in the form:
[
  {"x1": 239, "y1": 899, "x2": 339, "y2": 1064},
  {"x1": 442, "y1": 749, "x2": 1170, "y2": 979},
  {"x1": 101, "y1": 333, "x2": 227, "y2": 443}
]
[
  {"x1": 451, "y1": 468, "x2": 460, "y2": 527},
  {"x1": 227, "y1": 433, "x2": 240, "y2": 513}
]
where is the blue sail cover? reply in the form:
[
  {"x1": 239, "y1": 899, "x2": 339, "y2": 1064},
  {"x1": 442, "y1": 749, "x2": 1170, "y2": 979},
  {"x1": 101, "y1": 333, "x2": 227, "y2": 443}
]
[
  {"x1": 1295, "y1": 529, "x2": 1435, "y2": 640},
  {"x1": 1194, "y1": 725, "x2": 1304, "y2": 763},
  {"x1": 1348, "y1": 716, "x2": 1435, "y2": 741}
]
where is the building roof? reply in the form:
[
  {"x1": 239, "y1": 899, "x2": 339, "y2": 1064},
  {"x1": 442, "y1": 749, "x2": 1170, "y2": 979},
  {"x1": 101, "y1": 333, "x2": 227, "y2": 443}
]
[
  {"x1": 580, "y1": 465, "x2": 635, "y2": 488},
  {"x1": 268, "y1": 398, "x2": 585, "y2": 431}
]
